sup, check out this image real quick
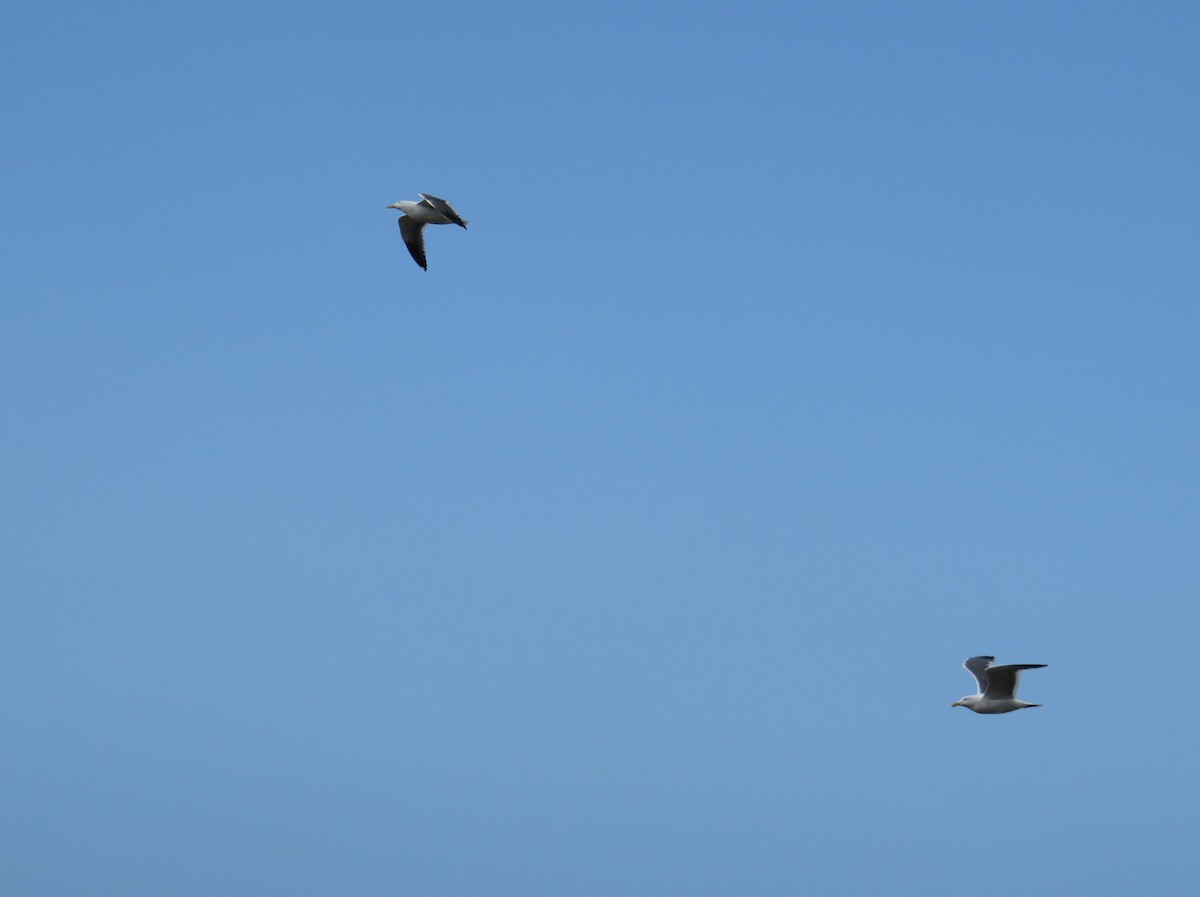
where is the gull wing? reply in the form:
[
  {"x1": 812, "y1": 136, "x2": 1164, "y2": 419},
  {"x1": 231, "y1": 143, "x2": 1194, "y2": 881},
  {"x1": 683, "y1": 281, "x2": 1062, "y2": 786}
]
[
  {"x1": 419, "y1": 194, "x2": 469, "y2": 228},
  {"x1": 983, "y1": 663, "x2": 1046, "y2": 699},
  {"x1": 963, "y1": 656, "x2": 995, "y2": 695},
  {"x1": 399, "y1": 216, "x2": 428, "y2": 270}
]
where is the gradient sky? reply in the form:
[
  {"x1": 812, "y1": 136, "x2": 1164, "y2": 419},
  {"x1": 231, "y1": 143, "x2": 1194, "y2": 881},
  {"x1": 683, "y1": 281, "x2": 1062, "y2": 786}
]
[{"x1": 3, "y1": 2, "x2": 1198, "y2": 895}]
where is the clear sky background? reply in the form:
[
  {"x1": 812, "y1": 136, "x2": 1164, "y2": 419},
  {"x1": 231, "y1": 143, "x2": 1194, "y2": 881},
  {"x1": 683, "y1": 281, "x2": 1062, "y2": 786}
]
[{"x1": 3, "y1": 2, "x2": 1198, "y2": 895}]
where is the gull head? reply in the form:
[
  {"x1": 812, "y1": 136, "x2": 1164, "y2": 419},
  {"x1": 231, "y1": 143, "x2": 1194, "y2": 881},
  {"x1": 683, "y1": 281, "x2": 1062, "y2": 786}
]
[{"x1": 951, "y1": 696, "x2": 979, "y2": 710}]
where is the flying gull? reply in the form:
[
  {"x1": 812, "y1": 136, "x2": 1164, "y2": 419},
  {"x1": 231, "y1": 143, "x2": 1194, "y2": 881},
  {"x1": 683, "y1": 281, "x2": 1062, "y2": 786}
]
[
  {"x1": 386, "y1": 194, "x2": 469, "y2": 270},
  {"x1": 952, "y1": 655, "x2": 1047, "y2": 714}
]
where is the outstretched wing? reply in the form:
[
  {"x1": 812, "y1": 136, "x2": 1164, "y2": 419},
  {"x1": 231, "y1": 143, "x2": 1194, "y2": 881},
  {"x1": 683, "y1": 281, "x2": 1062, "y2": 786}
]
[
  {"x1": 419, "y1": 194, "x2": 469, "y2": 228},
  {"x1": 963, "y1": 656, "x2": 995, "y2": 695},
  {"x1": 983, "y1": 663, "x2": 1046, "y2": 700},
  {"x1": 399, "y1": 216, "x2": 428, "y2": 270}
]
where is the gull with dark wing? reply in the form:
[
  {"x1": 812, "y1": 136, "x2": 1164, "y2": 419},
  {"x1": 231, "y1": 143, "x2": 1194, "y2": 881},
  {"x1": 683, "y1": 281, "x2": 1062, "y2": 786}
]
[
  {"x1": 952, "y1": 655, "x2": 1047, "y2": 714},
  {"x1": 386, "y1": 193, "x2": 469, "y2": 270}
]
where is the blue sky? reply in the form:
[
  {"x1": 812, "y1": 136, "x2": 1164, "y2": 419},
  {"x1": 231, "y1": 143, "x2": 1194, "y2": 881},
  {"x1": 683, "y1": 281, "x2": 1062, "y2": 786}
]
[{"x1": 3, "y1": 2, "x2": 1198, "y2": 894}]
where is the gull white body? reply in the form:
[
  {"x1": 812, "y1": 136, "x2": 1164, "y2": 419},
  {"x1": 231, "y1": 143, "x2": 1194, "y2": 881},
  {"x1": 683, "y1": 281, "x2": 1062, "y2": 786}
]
[
  {"x1": 387, "y1": 199, "x2": 458, "y2": 225},
  {"x1": 952, "y1": 655, "x2": 1046, "y2": 714}
]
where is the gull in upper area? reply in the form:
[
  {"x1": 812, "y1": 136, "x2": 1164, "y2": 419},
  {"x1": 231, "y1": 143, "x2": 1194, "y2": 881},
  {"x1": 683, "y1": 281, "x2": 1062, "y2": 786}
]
[
  {"x1": 386, "y1": 193, "x2": 469, "y2": 271},
  {"x1": 952, "y1": 655, "x2": 1047, "y2": 714}
]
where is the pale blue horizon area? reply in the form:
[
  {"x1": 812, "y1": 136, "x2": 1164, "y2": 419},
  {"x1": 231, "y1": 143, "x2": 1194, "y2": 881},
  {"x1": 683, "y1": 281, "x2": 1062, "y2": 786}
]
[{"x1": 3, "y1": 2, "x2": 1198, "y2": 895}]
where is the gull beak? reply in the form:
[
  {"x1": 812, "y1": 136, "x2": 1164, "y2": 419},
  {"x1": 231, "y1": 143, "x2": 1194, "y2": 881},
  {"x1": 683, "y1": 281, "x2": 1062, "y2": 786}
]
[
  {"x1": 950, "y1": 700, "x2": 961, "y2": 708},
  {"x1": 386, "y1": 203, "x2": 401, "y2": 210}
]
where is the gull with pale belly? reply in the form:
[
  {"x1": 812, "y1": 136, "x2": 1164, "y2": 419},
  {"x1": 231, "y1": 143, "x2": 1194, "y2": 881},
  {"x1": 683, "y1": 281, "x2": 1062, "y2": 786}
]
[
  {"x1": 952, "y1": 655, "x2": 1047, "y2": 714},
  {"x1": 386, "y1": 193, "x2": 469, "y2": 271}
]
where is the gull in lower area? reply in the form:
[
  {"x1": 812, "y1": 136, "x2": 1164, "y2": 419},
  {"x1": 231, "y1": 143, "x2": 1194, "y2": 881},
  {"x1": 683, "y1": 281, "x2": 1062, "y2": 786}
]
[
  {"x1": 386, "y1": 193, "x2": 469, "y2": 270},
  {"x1": 952, "y1": 655, "x2": 1047, "y2": 714}
]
